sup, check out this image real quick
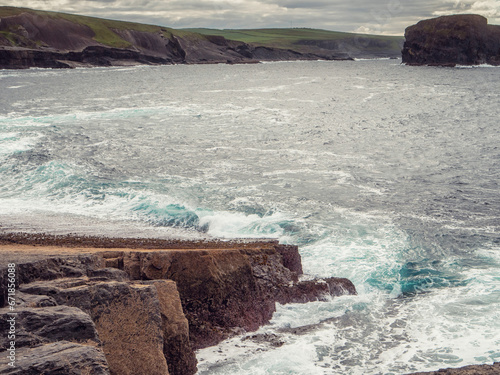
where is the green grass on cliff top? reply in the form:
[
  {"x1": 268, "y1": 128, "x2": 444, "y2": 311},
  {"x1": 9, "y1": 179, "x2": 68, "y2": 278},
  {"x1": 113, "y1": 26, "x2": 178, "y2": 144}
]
[
  {"x1": 184, "y1": 27, "x2": 403, "y2": 49},
  {"x1": 1, "y1": 6, "x2": 402, "y2": 51},
  {"x1": 0, "y1": 6, "x2": 202, "y2": 48}
]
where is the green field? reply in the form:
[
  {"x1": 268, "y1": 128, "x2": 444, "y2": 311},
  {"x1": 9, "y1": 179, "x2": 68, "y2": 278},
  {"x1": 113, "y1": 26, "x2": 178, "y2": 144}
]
[
  {"x1": 0, "y1": 6, "x2": 403, "y2": 55},
  {"x1": 184, "y1": 27, "x2": 403, "y2": 51}
]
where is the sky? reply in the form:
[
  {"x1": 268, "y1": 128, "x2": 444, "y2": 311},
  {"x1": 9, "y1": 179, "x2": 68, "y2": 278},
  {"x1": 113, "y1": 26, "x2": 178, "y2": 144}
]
[{"x1": 4, "y1": 0, "x2": 500, "y2": 35}]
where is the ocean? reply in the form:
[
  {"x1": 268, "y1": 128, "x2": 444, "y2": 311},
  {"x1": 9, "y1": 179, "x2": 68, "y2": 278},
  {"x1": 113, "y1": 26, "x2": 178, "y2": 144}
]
[{"x1": 0, "y1": 59, "x2": 499, "y2": 374}]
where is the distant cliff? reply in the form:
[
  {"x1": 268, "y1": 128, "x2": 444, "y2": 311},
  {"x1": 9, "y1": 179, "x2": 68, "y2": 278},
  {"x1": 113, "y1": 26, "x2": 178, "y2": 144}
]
[
  {"x1": 402, "y1": 14, "x2": 500, "y2": 66},
  {"x1": 0, "y1": 7, "x2": 402, "y2": 69}
]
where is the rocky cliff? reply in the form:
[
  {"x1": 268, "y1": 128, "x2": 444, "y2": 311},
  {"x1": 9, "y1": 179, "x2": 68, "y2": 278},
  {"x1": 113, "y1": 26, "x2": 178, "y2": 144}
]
[
  {"x1": 402, "y1": 14, "x2": 500, "y2": 66},
  {"x1": 0, "y1": 7, "x2": 406, "y2": 69},
  {"x1": 0, "y1": 234, "x2": 356, "y2": 375},
  {"x1": 0, "y1": 7, "x2": 351, "y2": 69}
]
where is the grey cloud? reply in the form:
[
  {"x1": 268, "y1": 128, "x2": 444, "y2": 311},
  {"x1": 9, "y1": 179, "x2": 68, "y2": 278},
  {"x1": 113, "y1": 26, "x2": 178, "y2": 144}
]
[{"x1": 2, "y1": 0, "x2": 498, "y2": 35}]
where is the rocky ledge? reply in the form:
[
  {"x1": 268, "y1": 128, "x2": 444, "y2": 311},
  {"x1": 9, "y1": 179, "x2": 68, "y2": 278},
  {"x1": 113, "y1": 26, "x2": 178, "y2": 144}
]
[
  {"x1": 0, "y1": 234, "x2": 356, "y2": 375},
  {"x1": 402, "y1": 14, "x2": 500, "y2": 66}
]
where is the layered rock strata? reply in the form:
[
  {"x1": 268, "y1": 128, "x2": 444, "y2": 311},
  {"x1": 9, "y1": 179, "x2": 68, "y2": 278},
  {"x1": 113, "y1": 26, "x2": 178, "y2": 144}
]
[
  {"x1": 402, "y1": 14, "x2": 500, "y2": 66},
  {"x1": 0, "y1": 236, "x2": 356, "y2": 374}
]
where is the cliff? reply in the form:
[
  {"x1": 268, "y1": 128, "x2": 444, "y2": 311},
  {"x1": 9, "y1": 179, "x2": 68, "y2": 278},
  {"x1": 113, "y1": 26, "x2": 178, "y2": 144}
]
[
  {"x1": 0, "y1": 234, "x2": 356, "y2": 375},
  {"x1": 0, "y1": 7, "x2": 403, "y2": 69},
  {"x1": 402, "y1": 14, "x2": 500, "y2": 66}
]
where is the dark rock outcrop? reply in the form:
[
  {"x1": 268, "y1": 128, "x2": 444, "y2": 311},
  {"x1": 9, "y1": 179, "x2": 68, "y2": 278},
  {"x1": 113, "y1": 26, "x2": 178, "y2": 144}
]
[
  {"x1": 0, "y1": 236, "x2": 356, "y2": 374},
  {"x1": 402, "y1": 14, "x2": 500, "y2": 66},
  {"x1": 406, "y1": 362, "x2": 500, "y2": 374}
]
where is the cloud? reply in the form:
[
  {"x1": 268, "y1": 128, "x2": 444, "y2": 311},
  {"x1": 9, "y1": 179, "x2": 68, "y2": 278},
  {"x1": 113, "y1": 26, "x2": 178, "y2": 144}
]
[
  {"x1": 3, "y1": 0, "x2": 499, "y2": 35},
  {"x1": 432, "y1": 0, "x2": 500, "y2": 24}
]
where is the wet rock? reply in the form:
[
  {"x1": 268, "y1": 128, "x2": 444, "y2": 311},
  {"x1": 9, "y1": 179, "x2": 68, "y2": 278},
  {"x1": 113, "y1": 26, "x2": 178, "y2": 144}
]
[
  {"x1": 278, "y1": 277, "x2": 357, "y2": 304},
  {"x1": 406, "y1": 362, "x2": 500, "y2": 375},
  {"x1": 243, "y1": 333, "x2": 285, "y2": 348},
  {"x1": 120, "y1": 245, "x2": 355, "y2": 349}
]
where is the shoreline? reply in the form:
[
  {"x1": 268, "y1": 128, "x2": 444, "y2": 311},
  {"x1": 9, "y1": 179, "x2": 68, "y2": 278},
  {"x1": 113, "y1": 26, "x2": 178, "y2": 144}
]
[
  {"x1": 0, "y1": 234, "x2": 497, "y2": 374},
  {"x1": 0, "y1": 231, "x2": 356, "y2": 375}
]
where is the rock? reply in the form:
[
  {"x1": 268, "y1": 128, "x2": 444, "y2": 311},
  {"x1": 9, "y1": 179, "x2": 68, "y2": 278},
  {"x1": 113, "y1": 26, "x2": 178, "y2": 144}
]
[
  {"x1": 146, "y1": 280, "x2": 197, "y2": 375},
  {"x1": 278, "y1": 277, "x2": 357, "y2": 304},
  {"x1": 0, "y1": 341, "x2": 110, "y2": 375},
  {"x1": 123, "y1": 246, "x2": 305, "y2": 349},
  {"x1": 0, "y1": 254, "x2": 104, "y2": 308},
  {"x1": 118, "y1": 245, "x2": 356, "y2": 349},
  {"x1": 402, "y1": 14, "x2": 500, "y2": 66},
  {"x1": 0, "y1": 306, "x2": 100, "y2": 351},
  {"x1": 129, "y1": 248, "x2": 282, "y2": 349},
  {"x1": 0, "y1": 236, "x2": 358, "y2": 374},
  {"x1": 20, "y1": 278, "x2": 171, "y2": 375},
  {"x1": 406, "y1": 362, "x2": 500, "y2": 374}
]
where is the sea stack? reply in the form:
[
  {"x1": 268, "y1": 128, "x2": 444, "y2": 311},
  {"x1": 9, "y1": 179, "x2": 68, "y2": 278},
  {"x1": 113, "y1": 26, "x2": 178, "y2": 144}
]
[{"x1": 402, "y1": 14, "x2": 500, "y2": 66}]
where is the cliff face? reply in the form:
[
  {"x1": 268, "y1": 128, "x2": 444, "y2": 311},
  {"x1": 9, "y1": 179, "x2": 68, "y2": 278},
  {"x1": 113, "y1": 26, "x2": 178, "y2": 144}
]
[
  {"x1": 402, "y1": 14, "x2": 500, "y2": 66},
  {"x1": 0, "y1": 8, "x2": 345, "y2": 68},
  {"x1": 0, "y1": 237, "x2": 356, "y2": 375},
  {"x1": 0, "y1": 7, "x2": 405, "y2": 69}
]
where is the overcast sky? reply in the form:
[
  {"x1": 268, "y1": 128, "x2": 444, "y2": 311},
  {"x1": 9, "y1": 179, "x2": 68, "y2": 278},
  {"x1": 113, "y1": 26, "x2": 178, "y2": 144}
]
[{"x1": 5, "y1": 0, "x2": 500, "y2": 35}]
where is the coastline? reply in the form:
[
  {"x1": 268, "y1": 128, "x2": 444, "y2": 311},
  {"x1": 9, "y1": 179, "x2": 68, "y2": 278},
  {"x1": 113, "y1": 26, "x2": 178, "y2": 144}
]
[
  {"x1": 1, "y1": 234, "x2": 496, "y2": 374},
  {"x1": 0, "y1": 232, "x2": 356, "y2": 375}
]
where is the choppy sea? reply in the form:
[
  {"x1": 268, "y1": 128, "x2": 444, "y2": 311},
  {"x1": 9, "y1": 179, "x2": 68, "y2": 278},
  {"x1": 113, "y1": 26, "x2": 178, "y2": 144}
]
[{"x1": 1, "y1": 59, "x2": 499, "y2": 374}]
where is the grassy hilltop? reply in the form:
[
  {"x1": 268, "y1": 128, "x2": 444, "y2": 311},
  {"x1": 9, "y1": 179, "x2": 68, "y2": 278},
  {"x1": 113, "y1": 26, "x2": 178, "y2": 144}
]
[
  {"x1": 0, "y1": 6, "x2": 202, "y2": 48},
  {"x1": 185, "y1": 27, "x2": 403, "y2": 56},
  {"x1": 0, "y1": 6, "x2": 403, "y2": 68}
]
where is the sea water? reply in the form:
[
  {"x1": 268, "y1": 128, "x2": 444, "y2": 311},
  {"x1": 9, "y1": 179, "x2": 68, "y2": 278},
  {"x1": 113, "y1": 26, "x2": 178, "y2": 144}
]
[{"x1": 0, "y1": 60, "x2": 499, "y2": 374}]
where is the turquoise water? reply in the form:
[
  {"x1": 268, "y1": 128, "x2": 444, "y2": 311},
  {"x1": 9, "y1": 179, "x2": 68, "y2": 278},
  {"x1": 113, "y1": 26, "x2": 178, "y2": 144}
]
[{"x1": 0, "y1": 61, "x2": 499, "y2": 374}]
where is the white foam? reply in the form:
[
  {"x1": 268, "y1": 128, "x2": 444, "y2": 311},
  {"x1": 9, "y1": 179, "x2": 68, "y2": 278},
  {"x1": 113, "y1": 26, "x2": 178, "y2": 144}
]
[
  {"x1": 0, "y1": 133, "x2": 42, "y2": 155},
  {"x1": 198, "y1": 210, "x2": 288, "y2": 239}
]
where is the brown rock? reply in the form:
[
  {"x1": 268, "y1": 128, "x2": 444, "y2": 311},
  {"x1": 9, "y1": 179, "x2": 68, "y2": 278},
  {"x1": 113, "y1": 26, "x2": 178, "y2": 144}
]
[
  {"x1": 1, "y1": 236, "x2": 357, "y2": 375},
  {"x1": 20, "y1": 278, "x2": 171, "y2": 375},
  {"x1": 146, "y1": 280, "x2": 197, "y2": 375}
]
